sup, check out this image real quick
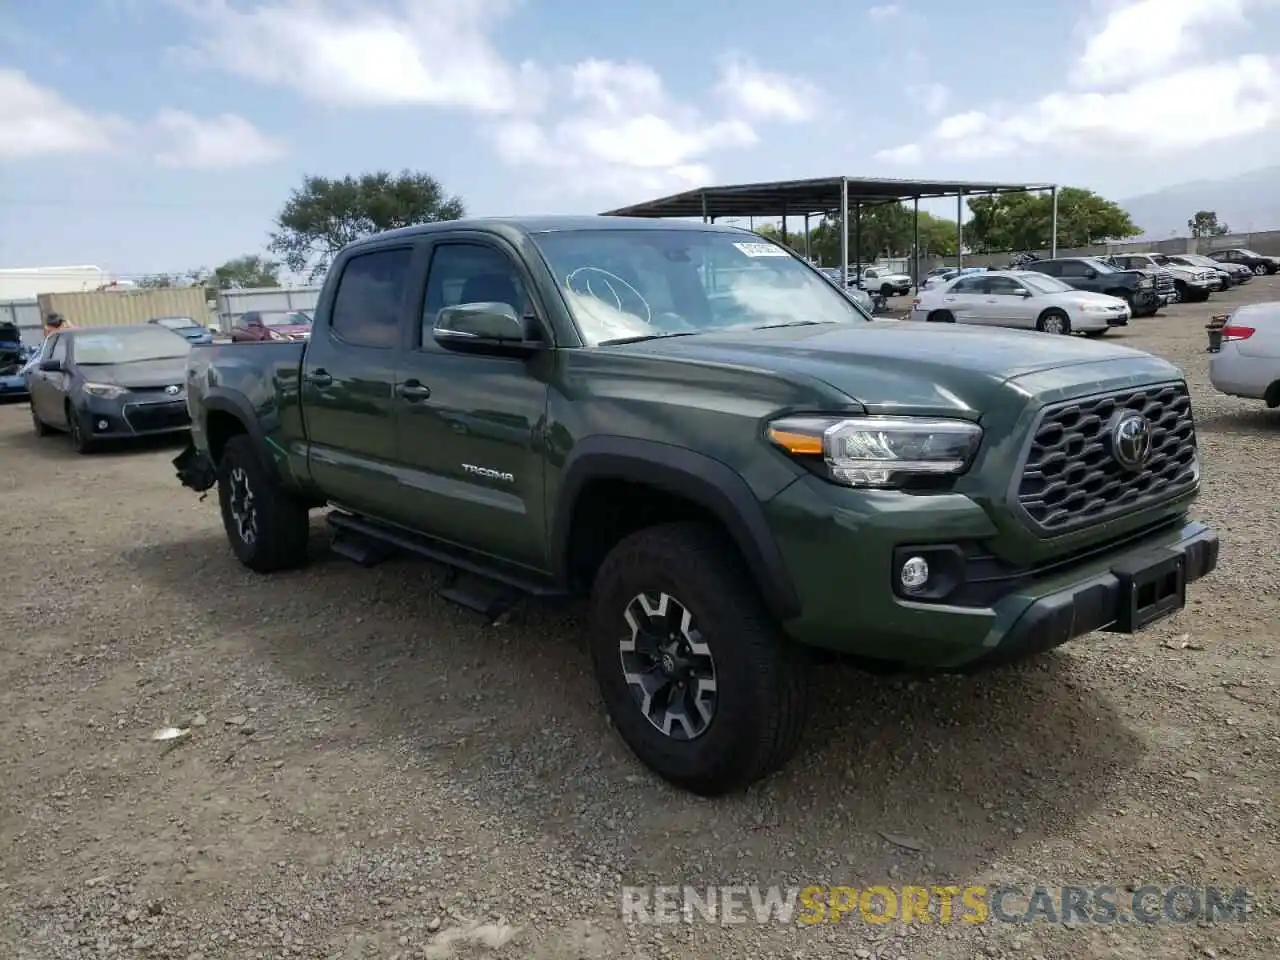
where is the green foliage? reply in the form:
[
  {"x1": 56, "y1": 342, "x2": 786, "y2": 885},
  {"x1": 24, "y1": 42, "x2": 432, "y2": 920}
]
[
  {"x1": 269, "y1": 170, "x2": 466, "y2": 280},
  {"x1": 964, "y1": 188, "x2": 1140, "y2": 253},
  {"x1": 1187, "y1": 210, "x2": 1229, "y2": 238},
  {"x1": 211, "y1": 254, "x2": 281, "y2": 290},
  {"x1": 755, "y1": 204, "x2": 959, "y2": 266}
]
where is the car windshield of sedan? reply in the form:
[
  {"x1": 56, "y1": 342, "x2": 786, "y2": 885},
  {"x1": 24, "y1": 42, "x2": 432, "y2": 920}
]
[
  {"x1": 73, "y1": 328, "x2": 193, "y2": 364},
  {"x1": 1236, "y1": 249, "x2": 1263, "y2": 258},
  {"x1": 1018, "y1": 273, "x2": 1073, "y2": 294},
  {"x1": 530, "y1": 229, "x2": 871, "y2": 345},
  {"x1": 260, "y1": 311, "x2": 311, "y2": 327}
]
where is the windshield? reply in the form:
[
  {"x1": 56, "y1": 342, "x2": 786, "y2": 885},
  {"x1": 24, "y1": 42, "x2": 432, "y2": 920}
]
[
  {"x1": 530, "y1": 229, "x2": 870, "y2": 345},
  {"x1": 261, "y1": 311, "x2": 311, "y2": 327},
  {"x1": 1237, "y1": 249, "x2": 1263, "y2": 258},
  {"x1": 153, "y1": 316, "x2": 198, "y2": 329},
  {"x1": 73, "y1": 328, "x2": 193, "y2": 364},
  {"x1": 1019, "y1": 272, "x2": 1073, "y2": 294},
  {"x1": 1082, "y1": 257, "x2": 1119, "y2": 274}
]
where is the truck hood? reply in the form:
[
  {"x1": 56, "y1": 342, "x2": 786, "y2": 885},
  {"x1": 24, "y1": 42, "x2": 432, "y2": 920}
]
[{"x1": 616, "y1": 321, "x2": 1178, "y2": 418}]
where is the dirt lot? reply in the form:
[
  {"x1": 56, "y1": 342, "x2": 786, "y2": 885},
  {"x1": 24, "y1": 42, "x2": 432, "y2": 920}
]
[{"x1": 2, "y1": 281, "x2": 1277, "y2": 960}]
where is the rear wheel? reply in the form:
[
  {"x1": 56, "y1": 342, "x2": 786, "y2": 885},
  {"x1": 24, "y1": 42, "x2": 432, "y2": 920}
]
[
  {"x1": 926, "y1": 310, "x2": 955, "y2": 323},
  {"x1": 589, "y1": 522, "x2": 810, "y2": 795},
  {"x1": 880, "y1": 283, "x2": 895, "y2": 298},
  {"x1": 1036, "y1": 309, "x2": 1071, "y2": 335},
  {"x1": 1254, "y1": 264, "x2": 1267, "y2": 276},
  {"x1": 216, "y1": 434, "x2": 311, "y2": 573}
]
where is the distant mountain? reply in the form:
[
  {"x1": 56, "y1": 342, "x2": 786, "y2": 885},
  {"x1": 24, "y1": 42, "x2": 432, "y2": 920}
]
[{"x1": 1119, "y1": 165, "x2": 1280, "y2": 240}]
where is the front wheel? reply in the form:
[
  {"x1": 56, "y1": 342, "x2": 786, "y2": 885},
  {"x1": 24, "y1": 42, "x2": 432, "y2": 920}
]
[
  {"x1": 216, "y1": 434, "x2": 311, "y2": 573},
  {"x1": 1036, "y1": 310, "x2": 1071, "y2": 335},
  {"x1": 66, "y1": 404, "x2": 97, "y2": 454},
  {"x1": 589, "y1": 522, "x2": 810, "y2": 796}
]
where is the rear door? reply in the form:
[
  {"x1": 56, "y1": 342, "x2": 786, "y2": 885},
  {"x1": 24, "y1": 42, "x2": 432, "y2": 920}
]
[
  {"x1": 300, "y1": 241, "x2": 425, "y2": 520},
  {"x1": 389, "y1": 234, "x2": 552, "y2": 571}
]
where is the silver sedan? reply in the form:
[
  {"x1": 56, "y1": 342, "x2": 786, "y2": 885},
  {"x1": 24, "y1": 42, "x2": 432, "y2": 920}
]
[{"x1": 910, "y1": 269, "x2": 1131, "y2": 336}]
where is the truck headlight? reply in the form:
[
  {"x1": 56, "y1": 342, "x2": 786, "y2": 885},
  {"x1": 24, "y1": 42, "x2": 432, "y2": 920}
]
[
  {"x1": 766, "y1": 415, "x2": 982, "y2": 488},
  {"x1": 83, "y1": 382, "x2": 126, "y2": 399}
]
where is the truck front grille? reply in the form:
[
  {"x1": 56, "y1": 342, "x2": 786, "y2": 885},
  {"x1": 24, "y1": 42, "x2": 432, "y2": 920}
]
[
  {"x1": 1015, "y1": 382, "x2": 1198, "y2": 534},
  {"x1": 1154, "y1": 273, "x2": 1175, "y2": 296}
]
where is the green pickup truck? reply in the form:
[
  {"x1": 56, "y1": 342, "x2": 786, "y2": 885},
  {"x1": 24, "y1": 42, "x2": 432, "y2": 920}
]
[{"x1": 174, "y1": 216, "x2": 1219, "y2": 795}]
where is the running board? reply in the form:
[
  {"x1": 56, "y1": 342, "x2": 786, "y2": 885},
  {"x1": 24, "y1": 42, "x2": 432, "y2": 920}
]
[{"x1": 325, "y1": 511, "x2": 565, "y2": 614}]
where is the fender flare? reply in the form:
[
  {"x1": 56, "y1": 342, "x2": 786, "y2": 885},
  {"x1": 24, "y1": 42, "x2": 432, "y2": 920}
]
[
  {"x1": 551, "y1": 437, "x2": 801, "y2": 622},
  {"x1": 201, "y1": 389, "x2": 280, "y2": 482}
]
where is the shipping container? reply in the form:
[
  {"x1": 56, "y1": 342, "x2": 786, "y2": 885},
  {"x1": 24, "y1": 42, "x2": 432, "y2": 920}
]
[{"x1": 37, "y1": 288, "x2": 210, "y2": 330}]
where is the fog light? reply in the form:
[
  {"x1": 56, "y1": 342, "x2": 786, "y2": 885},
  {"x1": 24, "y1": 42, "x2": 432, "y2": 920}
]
[
  {"x1": 96, "y1": 419, "x2": 109, "y2": 430},
  {"x1": 900, "y1": 556, "x2": 930, "y2": 593}
]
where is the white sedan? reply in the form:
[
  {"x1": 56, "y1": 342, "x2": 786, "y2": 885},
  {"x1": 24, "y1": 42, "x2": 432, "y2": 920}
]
[
  {"x1": 910, "y1": 269, "x2": 1130, "y2": 336},
  {"x1": 1208, "y1": 302, "x2": 1280, "y2": 408}
]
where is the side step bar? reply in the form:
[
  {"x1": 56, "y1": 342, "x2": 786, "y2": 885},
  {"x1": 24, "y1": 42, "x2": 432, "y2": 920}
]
[{"x1": 325, "y1": 511, "x2": 567, "y2": 621}]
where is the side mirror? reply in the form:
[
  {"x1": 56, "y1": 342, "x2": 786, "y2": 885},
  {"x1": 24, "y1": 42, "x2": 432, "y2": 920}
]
[
  {"x1": 1014, "y1": 287, "x2": 1032, "y2": 297},
  {"x1": 434, "y1": 301, "x2": 541, "y2": 357},
  {"x1": 1084, "y1": 269, "x2": 1097, "y2": 279},
  {"x1": 39, "y1": 358, "x2": 63, "y2": 372}
]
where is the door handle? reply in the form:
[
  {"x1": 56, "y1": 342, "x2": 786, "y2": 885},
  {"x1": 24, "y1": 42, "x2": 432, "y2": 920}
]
[
  {"x1": 305, "y1": 369, "x2": 333, "y2": 387},
  {"x1": 396, "y1": 381, "x2": 431, "y2": 401}
]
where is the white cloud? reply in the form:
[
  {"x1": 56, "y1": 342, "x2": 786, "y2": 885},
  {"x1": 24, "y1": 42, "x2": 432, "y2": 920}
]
[
  {"x1": 714, "y1": 54, "x2": 821, "y2": 122},
  {"x1": 0, "y1": 68, "x2": 122, "y2": 159},
  {"x1": 488, "y1": 59, "x2": 757, "y2": 197},
  {"x1": 152, "y1": 110, "x2": 287, "y2": 169},
  {"x1": 168, "y1": 0, "x2": 546, "y2": 113},
  {"x1": 872, "y1": 143, "x2": 923, "y2": 165},
  {"x1": 873, "y1": 1, "x2": 1280, "y2": 165},
  {"x1": 867, "y1": 4, "x2": 901, "y2": 21},
  {"x1": 1073, "y1": 0, "x2": 1250, "y2": 88}
]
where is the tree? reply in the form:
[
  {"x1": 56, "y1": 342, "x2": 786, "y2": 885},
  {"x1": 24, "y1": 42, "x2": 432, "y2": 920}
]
[
  {"x1": 755, "y1": 205, "x2": 958, "y2": 266},
  {"x1": 211, "y1": 254, "x2": 281, "y2": 290},
  {"x1": 963, "y1": 188, "x2": 1140, "y2": 253},
  {"x1": 269, "y1": 170, "x2": 466, "y2": 280},
  {"x1": 1187, "y1": 210, "x2": 1229, "y2": 238}
]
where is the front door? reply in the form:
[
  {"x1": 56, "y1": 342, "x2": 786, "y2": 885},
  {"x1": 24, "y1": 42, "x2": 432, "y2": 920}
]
[
  {"x1": 983, "y1": 275, "x2": 1034, "y2": 328},
  {"x1": 29, "y1": 334, "x2": 69, "y2": 427},
  {"x1": 301, "y1": 243, "x2": 421, "y2": 521},
  {"x1": 391, "y1": 237, "x2": 551, "y2": 572}
]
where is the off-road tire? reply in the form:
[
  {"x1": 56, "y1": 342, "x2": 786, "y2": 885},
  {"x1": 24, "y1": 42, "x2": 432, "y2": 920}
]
[
  {"x1": 926, "y1": 310, "x2": 955, "y2": 323},
  {"x1": 1036, "y1": 309, "x2": 1071, "y2": 335},
  {"x1": 589, "y1": 521, "x2": 810, "y2": 796},
  {"x1": 66, "y1": 403, "x2": 97, "y2": 454},
  {"x1": 31, "y1": 404, "x2": 54, "y2": 437},
  {"x1": 216, "y1": 434, "x2": 311, "y2": 573}
]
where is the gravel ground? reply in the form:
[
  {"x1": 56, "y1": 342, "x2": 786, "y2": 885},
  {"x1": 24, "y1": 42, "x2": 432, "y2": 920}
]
[{"x1": 1, "y1": 281, "x2": 1277, "y2": 960}]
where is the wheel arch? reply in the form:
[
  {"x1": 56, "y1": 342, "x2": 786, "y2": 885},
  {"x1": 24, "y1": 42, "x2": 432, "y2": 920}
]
[
  {"x1": 202, "y1": 390, "x2": 280, "y2": 483},
  {"x1": 552, "y1": 437, "x2": 802, "y2": 622}
]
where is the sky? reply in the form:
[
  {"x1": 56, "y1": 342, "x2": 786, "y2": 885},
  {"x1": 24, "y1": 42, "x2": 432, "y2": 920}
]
[{"x1": 2, "y1": 0, "x2": 1278, "y2": 279}]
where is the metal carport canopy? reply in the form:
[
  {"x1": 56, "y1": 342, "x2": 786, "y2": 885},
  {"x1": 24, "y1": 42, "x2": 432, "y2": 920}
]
[
  {"x1": 600, "y1": 175, "x2": 1059, "y2": 287},
  {"x1": 599, "y1": 176, "x2": 1055, "y2": 219}
]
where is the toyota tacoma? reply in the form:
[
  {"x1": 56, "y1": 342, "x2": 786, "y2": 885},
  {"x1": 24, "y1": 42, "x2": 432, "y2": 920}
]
[{"x1": 172, "y1": 217, "x2": 1220, "y2": 796}]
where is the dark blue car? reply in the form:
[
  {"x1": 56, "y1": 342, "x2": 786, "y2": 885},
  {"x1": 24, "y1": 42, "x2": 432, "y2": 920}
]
[
  {"x1": 148, "y1": 315, "x2": 214, "y2": 344},
  {"x1": 0, "y1": 321, "x2": 33, "y2": 400}
]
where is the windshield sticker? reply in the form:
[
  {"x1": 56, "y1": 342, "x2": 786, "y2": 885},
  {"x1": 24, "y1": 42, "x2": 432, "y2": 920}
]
[{"x1": 733, "y1": 242, "x2": 789, "y2": 258}]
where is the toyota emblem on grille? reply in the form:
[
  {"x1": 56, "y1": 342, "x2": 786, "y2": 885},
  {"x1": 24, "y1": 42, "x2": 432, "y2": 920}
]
[
  {"x1": 165, "y1": 385, "x2": 180, "y2": 395},
  {"x1": 1111, "y1": 412, "x2": 1152, "y2": 471}
]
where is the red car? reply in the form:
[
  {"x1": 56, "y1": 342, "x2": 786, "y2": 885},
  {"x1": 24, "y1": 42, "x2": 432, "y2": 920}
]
[{"x1": 230, "y1": 310, "x2": 313, "y2": 343}]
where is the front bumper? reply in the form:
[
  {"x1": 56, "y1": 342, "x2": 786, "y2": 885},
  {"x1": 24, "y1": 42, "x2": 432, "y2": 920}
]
[
  {"x1": 78, "y1": 393, "x2": 191, "y2": 439},
  {"x1": 766, "y1": 476, "x2": 1218, "y2": 668},
  {"x1": 174, "y1": 442, "x2": 217, "y2": 492}
]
